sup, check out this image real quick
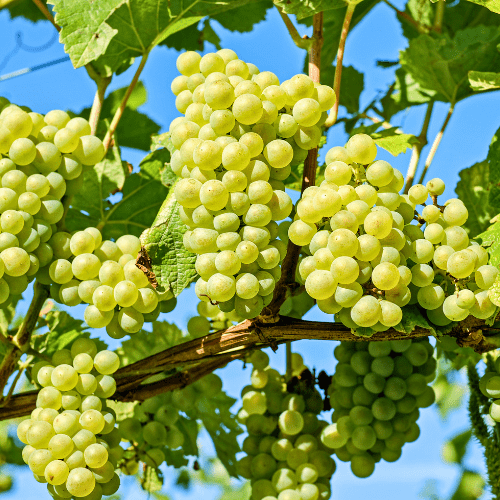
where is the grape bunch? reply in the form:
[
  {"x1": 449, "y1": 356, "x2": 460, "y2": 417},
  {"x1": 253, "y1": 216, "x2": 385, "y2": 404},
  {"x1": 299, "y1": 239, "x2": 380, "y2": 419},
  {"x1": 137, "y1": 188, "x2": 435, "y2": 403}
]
[
  {"x1": 236, "y1": 351, "x2": 335, "y2": 500},
  {"x1": 170, "y1": 49, "x2": 336, "y2": 319},
  {"x1": 320, "y1": 339, "x2": 435, "y2": 477},
  {"x1": 17, "y1": 338, "x2": 121, "y2": 499},
  {"x1": 0, "y1": 101, "x2": 105, "y2": 303},
  {"x1": 289, "y1": 133, "x2": 499, "y2": 330},
  {"x1": 36, "y1": 227, "x2": 176, "y2": 338},
  {"x1": 117, "y1": 373, "x2": 223, "y2": 474}
]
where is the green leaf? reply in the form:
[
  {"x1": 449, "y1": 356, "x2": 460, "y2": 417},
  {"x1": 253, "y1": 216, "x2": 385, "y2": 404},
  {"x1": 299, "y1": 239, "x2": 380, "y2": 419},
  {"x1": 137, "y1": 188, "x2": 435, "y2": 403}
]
[
  {"x1": 49, "y1": 0, "x2": 126, "y2": 68},
  {"x1": 463, "y1": 0, "x2": 500, "y2": 14},
  {"x1": 393, "y1": 305, "x2": 436, "y2": 336},
  {"x1": 213, "y1": 0, "x2": 272, "y2": 32},
  {"x1": 372, "y1": 128, "x2": 419, "y2": 156},
  {"x1": 102, "y1": 81, "x2": 148, "y2": 114},
  {"x1": 352, "y1": 327, "x2": 376, "y2": 338},
  {"x1": 455, "y1": 160, "x2": 492, "y2": 235},
  {"x1": 201, "y1": 20, "x2": 222, "y2": 49},
  {"x1": 450, "y1": 469, "x2": 485, "y2": 500},
  {"x1": 175, "y1": 415, "x2": 199, "y2": 456},
  {"x1": 441, "y1": 429, "x2": 473, "y2": 465},
  {"x1": 114, "y1": 108, "x2": 161, "y2": 151},
  {"x1": 469, "y1": 70, "x2": 500, "y2": 92},
  {"x1": 400, "y1": 28, "x2": 500, "y2": 103},
  {"x1": 399, "y1": 0, "x2": 433, "y2": 40},
  {"x1": 476, "y1": 222, "x2": 500, "y2": 266},
  {"x1": 118, "y1": 320, "x2": 186, "y2": 365},
  {"x1": 106, "y1": 400, "x2": 138, "y2": 421},
  {"x1": 486, "y1": 125, "x2": 500, "y2": 212},
  {"x1": 32, "y1": 309, "x2": 107, "y2": 358},
  {"x1": 434, "y1": 372, "x2": 465, "y2": 419},
  {"x1": 274, "y1": 0, "x2": 345, "y2": 19},
  {"x1": 142, "y1": 148, "x2": 177, "y2": 188},
  {"x1": 0, "y1": 422, "x2": 23, "y2": 466},
  {"x1": 0, "y1": 297, "x2": 20, "y2": 338},
  {"x1": 140, "y1": 187, "x2": 197, "y2": 296},
  {"x1": 68, "y1": 148, "x2": 169, "y2": 239},
  {"x1": 141, "y1": 466, "x2": 164, "y2": 493},
  {"x1": 333, "y1": 66, "x2": 364, "y2": 114},
  {"x1": 194, "y1": 391, "x2": 242, "y2": 477},
  {"x1": 487, "y1": 275, "x2": 500, "y2": 306},
  {"x1": 5, "y1": 0, "x2": 47, "y2": 22}
]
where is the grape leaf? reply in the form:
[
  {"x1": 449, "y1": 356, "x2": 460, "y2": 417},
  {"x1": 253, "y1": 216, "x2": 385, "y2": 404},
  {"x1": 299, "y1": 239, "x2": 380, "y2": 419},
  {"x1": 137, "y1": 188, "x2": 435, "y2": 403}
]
[
  {"x1": 274, "y1": 0, "x2": 345, "y2": 19},
  {"x1": 0, "y1": 422, "x2": 23, "y2": 466},
  {"x1": 393, "y1": 305, "x2": 436, "y2": 336},
  {"x1": 31, "y1": 309, "x2": 107, "y2": 358},
  {"x1": 68, "y1": 148, "x2": 169, "y2": 239},
  {"x1": 400, "y1": 27, "x2": 500, "y2": 103},
  {"x1": 442, "y1": 429, "x2": 473, "y2": 465},
  {"x1": 66, "y1": 144, "x2": 127, "y2": 232},
  {"x1": 53, "y1": 0, "x2": 264, "y2": 74},
  {"x1": 193, "y1": 391, "x2": 242, "y2": 477},
  {"x1": 49, "y1": 0, "x2": 126, "y2": 68},
  {"x1": 486, "y1": 125, "x2": 500, "y2": 212},
  {"x1": 0, "y1": 297, "x2": 20, "y2": 338},
  {"x1": 469, "y1": 70, "x2": 500, "y2": 92},
  {"x1": 399, "y1": 0, "x2": 433, "y2": 40},
  {"x1": 106, "y1": 400, "x2": 138, "y2": 420},
  {"x1": 450, "y1": 469, "x2": 485, "y2": 500},
  {"x1": 176, "y1": 415, "x2": 199, "y2": 456},
  {"x1": 118, "y1": 320, "x2": 186, "y2": 365},
  {"x1": 434, "y1": 372, "x2": 466, "y2": 419},
  {"x1": 213, "y1": 0, "x2": 271, "y2": 32},
  {"x1": 334, "y1": 66, "x2": 364, "y2": 114},
  {"x1": 477, "y1": 222, "x2": 500, "y2": 266},
  {"x1": 455, "y1": 160, "x2": 492, "y2": 236},
  {"x1": 140, "y1": 186, "x2": 197, "y2": 296},
  {"x1": 5, "y1": 0, "x2": 48, "y2": 22},
  {"x1": 372, "y1": 128, "x2": 419, "y2": 156},
  {"x1": 487, "y1": 275, "x2": 500, "y2": 306},
  {"x1": 463, "y1": 0, "x2": 500, "y2": 14}
]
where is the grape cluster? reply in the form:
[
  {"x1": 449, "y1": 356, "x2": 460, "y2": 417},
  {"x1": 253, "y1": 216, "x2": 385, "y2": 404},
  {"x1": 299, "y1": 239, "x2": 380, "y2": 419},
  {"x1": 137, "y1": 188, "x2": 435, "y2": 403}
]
[
  {"x1": 320, "y1": 339, "x2": 435, "y2": 477},
  {"x1": 17, "y1": 338, "x2": 121, "y2": 499},
  {"x1": 236, "y1": 351, "x2": 335, "y2": 500},
  {"x1": 289, "y1": 133, "x2": 499, "y2": 330},
  {"x1": 170, "y1": 49, "x2": 335, "y2": 319},
  {"x1": 0, "y1": 101, "x2": 105, "y2": 303},
  {"x1": 38, "y1": 227, "x2": 175, "y2": 338},
  {"x1": 117, "y1": 373, "x2": 223, "y2": 474}
]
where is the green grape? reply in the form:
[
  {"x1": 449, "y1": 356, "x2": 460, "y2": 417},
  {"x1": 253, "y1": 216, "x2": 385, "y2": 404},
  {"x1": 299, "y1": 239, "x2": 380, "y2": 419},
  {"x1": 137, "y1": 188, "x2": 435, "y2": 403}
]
[
  {"x1": 304, "y1": 270, "x2": 336, "y2": 300},
  {"x1": 443, "y1": 201, "x2": 468, "y2": 226},
  {"x1": 447, "y1": 250, "x2": 476, "y2": 279},
  {"x1": 470, "y1": 290, "x2": 496, "y2": 319},
  {"x1": 443, "y1": 226, "x2": 469, "y2": 250},
  {"x1": 48, "y1": 434, "x2": 74, "y2": 460},
  {"x1": 75, "y1": 373, "x2": 98, "y2": 396},
  {"x1": 371, "y1": 262, "x2": 399, "y2": 291},
  {"x1": 59, "y1": 155, "x2": 82, "y2": 180},
  {"x1": 84, "y1": 305, "x2": 114, "y2": 328},
  {"x1": 65, "y1": 467, "x2": 96, "y2": 497},
  {"x1": 9, "y1": 137, "x2": 37, "y2": 165},
  {"x1": 0, "y1": 210, "x2": 24, "y2": 234},
  {"x1": 363, "y1": 211, "x2": 393, "y2": 239},
  {"x1": 70, "y1": 231, "x2": 95, "y2": 256},
  {"x1": 2, "y1": 169, "x2": 26, "y2": 194},
  {"x1": 410, "y1": 264, "x2": 434, "y2": 287},
  {"x1": 49, "y1": 259, "x2": 73, "y2": 284},
  {"x1": 27, "y1": 420, "x2": 56, "y2": 447},
  {"x1": 51, "y1": 364, "x2": 79, "y2": 391},
  {"x1": 39, "y1": 196, "x2": 64, "y2": 224},
  {"x1": 44, "y1": 459, "x2": 70, "y2": 485},
  {"x1": 71, "y1": 254, "x2": 101, "y2": 281},
  {"x1": 433, "y1": 245, "x2": 455, "y2": 270},
  {"x1": 92, "y1": 285, "x2": 117, "y2": 311},
  {"x1": 28, "y1": 449, "x2": 54, "y2": 476},
  {"x1": 33, "y1": 142, "x2": 62, "y2": 174},
  {"x1": 1, "y1": 247, "x2": 30, "y2": 277},
  {"x1": 0, "y1": 187, "x2": 17, "y2": 212},
  {"x1": 98, "y1": 260, "x2": 124, "y2": 286},
  {"x1": 417, "y1": 285, "x2": 445, "y2": 310},
  {"x1": 345, "y1": 134, "x2": 377, "y2": 165},
  {"x1": 117, "y1": 307, "x2": 144, "y2": 333},
  {"x1": 475, "y1": 265, "x2": 499, "y2": 289}
]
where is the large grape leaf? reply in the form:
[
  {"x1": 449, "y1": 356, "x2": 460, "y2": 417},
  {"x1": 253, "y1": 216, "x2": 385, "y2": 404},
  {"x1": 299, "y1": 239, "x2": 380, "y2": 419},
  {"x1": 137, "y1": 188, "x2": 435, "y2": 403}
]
[
  {"x1": 486, "y1": 125, "x2": 500, "y2": 212},
  {"x1": 455, "y1": 160, "x2": 492, "y2": 236},
  {"x1": 140, "y1": 183, "x2": 197, "y2": 296},
  {"x1": 68, "y1": 148, "x2": 169, "y2": 240},
  {"x1": 274, "y1": 0, "x2": 345, "y2": 19},
  {"x1": 372, "y1": 128, "x2": 419, "y2": 156},
  {"x1": 400, "y1": 27, "x2": 500, "y2": 103},
  {"x1": 51, "y1": 0, "x2": 264, "y2": 74},
  {"x1": 476, "y1": 222, "x2": 500, "y2": 265},
  {"x1": 193, "y1": 391, "x2": 242, "y2": 477},
  {"x1": 213, "y1": 0, "x2": 272, "y2": 32}
]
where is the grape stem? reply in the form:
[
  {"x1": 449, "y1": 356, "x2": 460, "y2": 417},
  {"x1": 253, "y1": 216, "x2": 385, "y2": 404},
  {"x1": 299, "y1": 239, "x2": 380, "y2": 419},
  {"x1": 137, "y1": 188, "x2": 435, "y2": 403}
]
[
  {"x1": 260, "y1": 12, "x2": 324, "y2": 320},
  {"x1": 1, "y1": 314, "x2": 498, "y2": 421},
  {"x1": 89, "y1": 76, "x2": 112, "y2": 136},
  {"x1": 32, "y1": 0, "x2": 60, "y2": 32},
  {"x1": 417, "y1": 101, "x2": 455, "y2": 185},
  {"x1": 0, "y1": 281, "x2": 49, "y2": 399},
  {"x1": 324, "y1": 3, "x2": 356, "y2": 129},
  {"x1": 103, "y1": 50, "x2": 150, "y2": 154},
  {"x1": 277, "y1": 8, "x2": 313, "y2": 51},
  {"x1": 404, "y1": 100, "x2": 435, "y2": 193}
]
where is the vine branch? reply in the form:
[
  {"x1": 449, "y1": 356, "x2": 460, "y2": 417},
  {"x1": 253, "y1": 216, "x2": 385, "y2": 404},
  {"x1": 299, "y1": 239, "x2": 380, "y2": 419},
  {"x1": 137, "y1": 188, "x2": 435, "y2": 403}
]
[
  {"x1": 103, "y1": 52, "x2": 150, "y2": 154},
  {"x1": 261, "y1": 12, "x2": 323, "y2": 319},
  {"x1": 325, "y1": 3, "x2": 356, "y2": 129},
  {"x1": 0, "y1": 282, "x2": 49, "y2": 398},
  {"x1": 417, "y1": 101, "x2": 455, "y2": 185},
  {"x1": 1, "y1": 314, "x2": 497, "y2": 421},
  {"x1": 404, "y1": 100, "x2": 434, "y2": 193},
  {"x1": 89, "y1": 76, "x2": 112, "y2": 136}
]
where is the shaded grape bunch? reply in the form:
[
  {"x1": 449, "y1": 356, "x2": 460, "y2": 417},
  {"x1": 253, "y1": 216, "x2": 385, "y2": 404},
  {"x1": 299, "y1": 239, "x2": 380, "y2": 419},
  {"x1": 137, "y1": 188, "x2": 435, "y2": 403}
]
[
  {"x1": 320, "y1": 339, "x2": 436, "y2": 478},
  {"x1": 17, "y1": 338, "x2": 121, "y2": 499},
  {"x1": 237, "y1": 350, "x2": 335, "y2": 500},
  {"x1": 290, "y1": 133, "x2": 498, "y2": 331}
]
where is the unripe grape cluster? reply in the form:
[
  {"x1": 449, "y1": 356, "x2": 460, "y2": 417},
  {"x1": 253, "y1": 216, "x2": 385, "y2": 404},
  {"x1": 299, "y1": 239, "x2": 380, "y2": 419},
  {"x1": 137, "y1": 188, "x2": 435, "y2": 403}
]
[
  {"x1": 0, "y1": 100, "x2": 105, "y2": 303},
  {"x1": 479, "y1": 357, "x2": 500, "y2": 424},
  {"x1": 320, "y1": 339, "x2": 435, "y2": 478},
  {"x1": 38, "y1": 227, "x2": 175, "y2": 338},
  {"x1": 117, "y1": 373, "x2": 223, "y2": 474},
  {"x1": 236, "y1": 351, "x2": 335, "y2": 500},
  {"x1": 289, "y1": 133, "x2": 499, "y2": 330},
  {"x1": 17, "y1": 338, "x2": 121, "y2": 499},
  {"x1": 170, "y1": 49, "x2": 336, "y2": 319}
]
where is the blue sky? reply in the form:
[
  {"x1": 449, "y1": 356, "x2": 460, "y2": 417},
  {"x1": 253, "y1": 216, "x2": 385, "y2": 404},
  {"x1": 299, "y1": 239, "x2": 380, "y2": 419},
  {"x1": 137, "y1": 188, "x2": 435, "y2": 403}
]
[{"x1": 0, "y1": 2, "x2": 498, "y2": 499}]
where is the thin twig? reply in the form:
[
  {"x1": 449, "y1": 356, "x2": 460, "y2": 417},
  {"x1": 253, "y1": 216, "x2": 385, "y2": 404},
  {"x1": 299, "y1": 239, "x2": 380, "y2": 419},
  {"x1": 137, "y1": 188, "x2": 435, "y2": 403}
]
[
  {"x1": 0, "y1": 356, "x2": 32, "y2": 408},
  {"x1": 382, "y1": 0, "x2": 429, "y2": 34},
  {"x1": 433, "y1": 0, "x2": 446, "y2": 32},
  {"x1": 417, "y1": 102, "x2": 455, "y2": 185},
  {"x1": 89, "y1": 77, "x2": 112, "y2": 136},
  {"x1": 325, "y1": 3, "x2": 356, "y2": 128},
  {"x1": 404, "y1": 101, "x2": 434, "y2": 193},
  {"x1": 277, "y1": 8, "x2": 313, "y2": 50},
  {"x1": 261, "y1": 12, "x2": 324, "y2": 319},
  {"x1": 32, "y1": 0, "x2": 60, "y2": 32},
  {"x1": 103, "y1": 52, "x2": 150, "y2": 154}
]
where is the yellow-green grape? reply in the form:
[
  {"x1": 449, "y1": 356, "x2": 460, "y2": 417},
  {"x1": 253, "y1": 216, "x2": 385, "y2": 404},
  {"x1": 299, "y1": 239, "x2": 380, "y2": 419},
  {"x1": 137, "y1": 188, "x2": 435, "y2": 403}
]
[
  {"x1": 408, "y1": 184, "x2": 428, "y2": 205},
  {"x1": 475, "y1": 265, "x2": 498, "y2": 289},
  {"x1": 447, "y1": 250, "x2": 476, "y2": 279},
  {"x1": 470, "y1": 290, "x2": 496, "y2": 319},
  {"x1": 426, "y1": 178, "x2": 445, "y2": 196},
  {"x1": 118, "y1": 307, "x2": 144, "y2": 334},
  {"x1": 222, "y1": 142, "x2": 251, "y2": 171},
  {"x1": 345, "y1": 134, "x2": 377, "y2": 165},
  {"x1": 442, "y1": 295, "x2": 469, "y2": 321},
  {"x1": 232, "y1": 94, "x2": 263, "y2": 125},
  {"x1": 351, "y1": 295, "x2": 381, "y2": 327},
  {"x1": 363, "y1": 211, "x2": 393, "y2": 239},
  {"x1": 366, "y1": 160, "x2": 394, "y2": 187},
  {"x1": 9, "y1": 137, "x2": 37, "y2": 165}
]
